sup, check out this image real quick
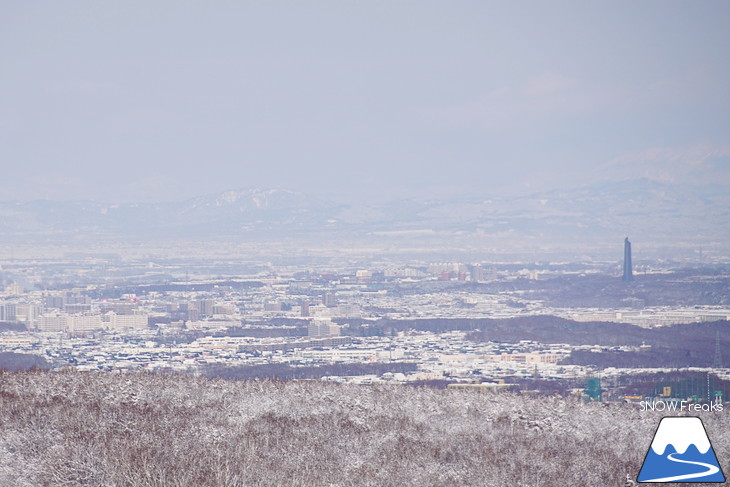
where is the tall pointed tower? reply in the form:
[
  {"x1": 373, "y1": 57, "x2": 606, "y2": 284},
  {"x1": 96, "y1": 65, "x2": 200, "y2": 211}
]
[{"x1": 622, "y1": 237, "x2": 633, "y2": 282}]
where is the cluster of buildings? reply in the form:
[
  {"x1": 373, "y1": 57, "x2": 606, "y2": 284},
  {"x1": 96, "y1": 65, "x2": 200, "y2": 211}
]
[
  {"x1": 0, "y1": 324, "x2": 581, "y2": 384},
  {"x1": 1, "y1": 290, "x2": 148, "y2": 332},
  {"x1": 0, "y1": 252, "x2": 728, "y2": 388},
  {"x1": 0, "y1": 262, "x2": 544, "y2": 335}
]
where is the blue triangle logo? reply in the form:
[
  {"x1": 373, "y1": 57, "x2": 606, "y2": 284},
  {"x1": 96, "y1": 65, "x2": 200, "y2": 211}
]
[{"x1": 638, "y1": 417, "x2": 725, "y2": 483}]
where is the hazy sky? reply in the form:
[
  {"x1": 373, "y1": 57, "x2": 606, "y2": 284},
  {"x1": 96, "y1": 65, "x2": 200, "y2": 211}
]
[{"x1": 1, "y1": 1, "x2": 728, "y2": 203}]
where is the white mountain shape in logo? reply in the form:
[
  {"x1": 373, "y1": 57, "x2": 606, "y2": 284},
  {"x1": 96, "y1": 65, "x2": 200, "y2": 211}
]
[
  {"x1": 650, "y1": 417, "x2": 711, "y2": 455},
  {"x1": 637, "y1": 416, "x2": 724, "y2": 483}
]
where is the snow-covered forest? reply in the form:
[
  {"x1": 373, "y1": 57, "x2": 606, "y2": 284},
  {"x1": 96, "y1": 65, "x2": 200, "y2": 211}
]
[{"x1": 1, "y1": 370, "x2": 727, "y2": 486}]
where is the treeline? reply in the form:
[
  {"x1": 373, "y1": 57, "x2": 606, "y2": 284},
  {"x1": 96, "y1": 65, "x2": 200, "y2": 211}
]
[
  {"x1": 505, "y1": 376, "x2": 585, "y2": 395},
  {"x1": 1, "y1": 369, "x2": 694, "y2": 486},
  {"x1": 0, "y1": 352, "x2": 50, "y2": 371},
  {"x1": 351, "y1": 315, "x2": 653, "y2": 343},
  {"x1": 202, "y1": 362, "x2": 418, "y2": 381},
  {"x1": 0, "y1": 321, "x2": 26, "y2": 332},
  {"x1": 563, "y1": 345, "x2": 723, "y2": 369},
  {"x1": 463, "y1": 315, "x2": 653, "y2": 346}
]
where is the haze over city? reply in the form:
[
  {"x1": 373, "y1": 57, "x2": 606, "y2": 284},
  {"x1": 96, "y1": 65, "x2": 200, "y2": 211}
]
[{"x1": 1, "y1": 1, "x2": 728, "y2": 204}]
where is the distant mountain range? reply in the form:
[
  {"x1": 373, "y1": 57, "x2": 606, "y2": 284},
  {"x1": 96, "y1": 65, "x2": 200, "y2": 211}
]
[{"x1": 1, "y1": 179, "x2": 728, "y2": 256}]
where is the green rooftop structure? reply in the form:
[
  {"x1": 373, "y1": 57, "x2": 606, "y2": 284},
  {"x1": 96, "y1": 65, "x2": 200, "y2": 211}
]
[{"x1": 584, "y1": 377, "x2": 602, "y2": 401}]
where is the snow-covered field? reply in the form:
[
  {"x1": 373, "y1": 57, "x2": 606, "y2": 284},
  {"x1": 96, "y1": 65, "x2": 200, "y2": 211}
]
[{"x1": 0, "y1": 371, "x2": 727, "y2": 486}]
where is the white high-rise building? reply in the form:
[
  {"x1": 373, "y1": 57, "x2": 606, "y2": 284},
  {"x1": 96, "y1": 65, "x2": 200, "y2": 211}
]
[
  {"x1": 37, "y1": 313, "x2": 67, "y2": 332},
  {"x1": 103, "y1": 311, "x2": 148, "y2": 330},
  {"x1": 308, "y1": 319, "x2": 341, "y2": 338},
  {"x1": 67, "y1": 314, "x2": 103, "y2": 332}
]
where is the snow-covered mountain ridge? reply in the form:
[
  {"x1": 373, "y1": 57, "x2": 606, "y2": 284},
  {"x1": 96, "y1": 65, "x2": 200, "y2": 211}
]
[{"x1": 0, "y1": 180, "x2": 727, "y2": 252}]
